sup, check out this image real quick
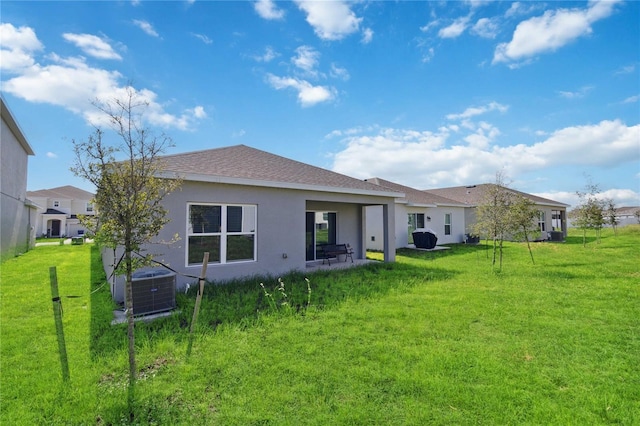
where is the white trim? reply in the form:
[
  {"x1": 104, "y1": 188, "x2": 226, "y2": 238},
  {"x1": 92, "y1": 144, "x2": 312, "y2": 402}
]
[{"x1": 185, "y1": 202, "x2": 257, "y2": 267}]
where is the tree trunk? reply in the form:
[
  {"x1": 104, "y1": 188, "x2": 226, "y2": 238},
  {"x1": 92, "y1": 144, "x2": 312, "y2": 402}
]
[
  {"x1": 492, "y1": 237, "x2": 497, "y2": 267},
  {"x1": 124, "y1": 238, "x2": 136, "y2": 411},
  {"x1": 523, "y1": 227, "x2": 535, "y2": 265}
]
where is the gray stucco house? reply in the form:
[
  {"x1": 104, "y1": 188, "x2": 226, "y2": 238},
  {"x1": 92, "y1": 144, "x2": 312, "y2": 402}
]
[
  {"x1": 106, "y1": 145, "x2": 402, "y2": 299},
  {"x1": 364, "y1": 178, "x2": 468, "y2": 249},
  {"x1": 428, "y1": 184, "x2": 569, "y2": 241},
  {"x1": 1, "y1": 96, "x2": 37, "y2": 262}
]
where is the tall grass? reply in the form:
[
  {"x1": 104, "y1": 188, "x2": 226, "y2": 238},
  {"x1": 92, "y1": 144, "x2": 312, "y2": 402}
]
[{"x1": 1, "y1": 227, "x2": 638, "y2": 424}]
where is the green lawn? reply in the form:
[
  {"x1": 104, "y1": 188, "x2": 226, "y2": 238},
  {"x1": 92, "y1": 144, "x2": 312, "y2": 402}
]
[{"x1": 1, "y1": 227, "x2": 639, "y2": 424}]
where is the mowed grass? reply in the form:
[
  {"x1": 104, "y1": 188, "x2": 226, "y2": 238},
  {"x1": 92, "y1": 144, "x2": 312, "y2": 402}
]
[{"x1": 1, "y1": 227, "x2": 639, "y2": 424}]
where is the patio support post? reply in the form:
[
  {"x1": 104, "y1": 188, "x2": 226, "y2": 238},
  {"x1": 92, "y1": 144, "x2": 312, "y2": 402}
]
[{"x1": 382, "y1": 202, "x2": 396, "y2": 263}]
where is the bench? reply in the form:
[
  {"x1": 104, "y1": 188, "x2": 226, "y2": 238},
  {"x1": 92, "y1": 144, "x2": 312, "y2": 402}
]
[{"x1": 319, "y1": 243, "x2": 354, "y2": 266}]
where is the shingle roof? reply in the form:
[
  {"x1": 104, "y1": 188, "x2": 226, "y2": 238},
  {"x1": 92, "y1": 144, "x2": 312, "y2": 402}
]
[
  {"x1": 158, "y1": 145, "x2": 402, "y2": 197},
  {"x1": 366, "y1": 178, "x2": 466, "y2": 207},
  {"x1": 615, "y1": 206, "x2": 640, "y2": 216},
  {"x1": 426, "y1": 183, "x2": 569, "y2": 207},
  {"x1": 27, "y1": 185, "x2": 94, "y2": 200},
  {"x1": 43, "y1": 208, "x2": 67, "y2": 215}
]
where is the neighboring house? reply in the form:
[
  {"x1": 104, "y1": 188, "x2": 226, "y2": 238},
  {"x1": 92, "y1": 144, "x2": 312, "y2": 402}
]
[
  {"x1": 364, "y1": 178, "x2": 468, "y2": 249},
  {"x1": 612, "y1": 206, "x2": 640, "y2": 227},
  {"x1": 427, "y1": 184, "x2": 569, "y2": 241},
  {"x1": 27, "y1": 185, "x2": 96, "y2": 238},
  {"x1": 106, "y1": 145, "x2": 402, "y2": 300},
  {"x1": 1, "y1": 96, "x2": 37, "y2": 262}
]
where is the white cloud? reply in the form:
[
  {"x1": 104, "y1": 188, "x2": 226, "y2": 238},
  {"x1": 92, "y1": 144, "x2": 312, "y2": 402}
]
[
  {"x1": 292, "y1": 45, "x2": 320, "y2": 75},
  {"x1": 535, "y1": 188, "x2": 640, "y2": 209},
  {"x1": 265, "y1": 74, "x2": 336, "y2": 107},
  {"x1": 438, "y1": 16, "x2": 470, "y2": 39},
  {"x1": 191, "y1": 105, "x2": 207, "y2": 119},
  {"x1": 252, "y1": 46, "x2": 278, "y2": 62},
  {"x1": 494, "y1": 1, "x2": 620, "y2": 65},
  {"x1": 0, "y1": 23, "x2": 44, "y2": 73},
  {"x1": 329, "y1": 120, "x2": 639, "y2": 191},
  {"x1": 622, "y1": 95, "x2": 639, "y2": 104},
  {"x1": 46, "y1": 152, "x2": 58, "y2": 159},
  {"x1": 132, "y1": 19, "x2": 160, "y2": 38},
  {"x1": 295, "y1": 0, "x2": 362, "y2": 41},
  {"x1": 330, "y1": 63, "x2": 350, "y2": 81},
  {"x1": 505, "y1": 2, "x2": 541, "y2": 18},
  {"x1": 614, "y1": 64, "x2": 636, "y2": 75},
  {"x1": 254, "y1": 0, "x2": 285, "y2": 20},
  {"x1": 361, "y1": 28, "x2": 374, "y2": 44},
  {"x1": 191, "y1": 33, "x2": 213, "y2": 44},
  {"x1": 62, "y1": 33, "x2": 122, "y2": 60},
  {"x1": 558, "y1": 85, "x2": 594, "y2": 99},
  {"x1": 471, "y1": 17, "x2": 499, "y2": 39},
  {"x1": 2, "y1": 25, "x2": 204, "y2": 131},
  {"x1": 421, "y1": 47, "x2": 435, "y2": 63},
  {"x1": 446, "y1": 101, "x2": 508, "y2": 120},
  {"x1": 526, "y1": 120, "x2": 639, "y2": 168}
]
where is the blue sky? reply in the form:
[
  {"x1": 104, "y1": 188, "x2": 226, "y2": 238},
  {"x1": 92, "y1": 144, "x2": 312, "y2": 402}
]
[{"x1": 1, "y1": 0, "x2": 638, "y2": 208}]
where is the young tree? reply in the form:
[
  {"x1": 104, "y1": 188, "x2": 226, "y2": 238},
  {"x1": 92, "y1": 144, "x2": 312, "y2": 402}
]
[
  {"x1": 71, "y1": 87, "x2": 181, "y2": 407},
  {"x1": 569, "y1": 181, "x2": 606, "y2": 247},
  {"x1": 604, "y1": 199, "x2": 619, "y2": 235},
  {"x1": 473, "y1": 172, "x2": 514, "y2": 271},
  {"x1": 508, "y1": 194, "x2": 540, "y2": 264}
]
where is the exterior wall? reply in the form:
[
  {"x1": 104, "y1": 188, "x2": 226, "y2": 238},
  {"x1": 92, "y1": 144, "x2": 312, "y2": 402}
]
[
  {"x1": 426, "y1": 206, "x2": 466, "y2": 244},
  {"x1": 105, "y1": 180, "x2": 397, "y2": 298},
  {"x1": 464, "y1": 205, "x2": 567, "y2": 241},
  {"x1": 1, "y1": 112, "x2": 34, "y2": 261},
  {"x1": 365, "y1": 205, "x2": 385, "y2": 251},
  {"x1": 366, "y1": 204, "x2": 467, "y2": 250}
]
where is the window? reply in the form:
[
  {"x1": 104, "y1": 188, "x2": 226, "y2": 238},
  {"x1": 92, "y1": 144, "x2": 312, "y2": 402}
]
[
  {"x1": 444, "y1": 213, "x2": 452, "y2": 235},
  {"x1": 551, "y1": 210, "x2": 563, "y2": 231},
  {"x1": 407, "y1": 213, "x2": 425, "y2": 244},
  {"x1": 187, "y1": 204, "x2": 256, "y2": 265},
  {"x1": 86, "y1": 202, "x2": 94, "y2": 212},
  {"x1": 538, "y1": 211, "x2": 546, "y2": 232}
]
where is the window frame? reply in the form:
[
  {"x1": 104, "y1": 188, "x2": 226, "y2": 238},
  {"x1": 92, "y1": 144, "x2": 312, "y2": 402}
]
[
  {"x1": 407, "y1": 213, "x2": 425, "y2": 244},
  {"x1": 538, "y1": 211, "x2": 546, "y2": 232},
  {"x1": 186, "y1": 203, "x2": 257, "y2": 266},
  {"x1": 444, "y1": 213, "x2": 452, "y2": 236}
]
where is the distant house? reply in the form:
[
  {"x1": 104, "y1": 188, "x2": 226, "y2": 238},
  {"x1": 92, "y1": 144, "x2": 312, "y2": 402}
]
[
  {"x1": 27, "y1": 185, "x2": 96, "y2": 238},
  {"x1": 106, "y1": 145, "x2": 402, "y2": 299},
  {"x1": 1, "y1": 96, "x2": 37, "y2": 262},
  {"x1": 428, "y1": 184, "x2": 569, "y2": 241},
  {"x1": 612, "y1": 206, "x2": 640, "y2": 227},
  {"x1": 364, "y1": 178, "x2": 468, "y2": 249}
]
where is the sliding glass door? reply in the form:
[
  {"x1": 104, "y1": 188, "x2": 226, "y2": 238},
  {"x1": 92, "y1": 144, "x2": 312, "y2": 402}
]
[{"x1": 305, "y1": 211, "x2": 336, "y2": 261}]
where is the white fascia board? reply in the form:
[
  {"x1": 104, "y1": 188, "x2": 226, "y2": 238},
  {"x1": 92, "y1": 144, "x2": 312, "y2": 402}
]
[
  {"x1": 435, "y1": 203, "x2": 468, "y2": 208},
  {"x1": 158, "y1": 171, "x2": 404, "y2": 199},
  {"x1": 406, "y1": 202, "x2": 438, "y2": 208}
]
